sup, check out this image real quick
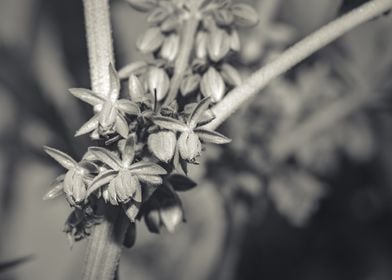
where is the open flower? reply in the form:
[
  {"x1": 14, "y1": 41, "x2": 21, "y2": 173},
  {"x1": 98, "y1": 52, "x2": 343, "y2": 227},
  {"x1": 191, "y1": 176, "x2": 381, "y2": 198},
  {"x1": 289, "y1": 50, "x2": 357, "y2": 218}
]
[
  {"x1": 86, "y1": 136, "x2": 167, "y2": 206},
  {"x1": 153, "y1": 97, "x2": 231, "y2": 161},
  {"x1": 70, "y1": 63, "x2": 140, "y2": 138},
  {"x1": 43, "y1": 146, "x2": 98, "y2": 206}
]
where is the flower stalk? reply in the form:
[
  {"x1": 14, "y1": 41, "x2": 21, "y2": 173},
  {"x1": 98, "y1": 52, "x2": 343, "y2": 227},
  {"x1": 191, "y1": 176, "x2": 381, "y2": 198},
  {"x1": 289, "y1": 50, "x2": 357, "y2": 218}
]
[
  {"x1": 204, "y1": 0, "x2": 392, "y2": 131},
  {"x1": 82, "y1": 0, "x2": 127, "y2": 279}
]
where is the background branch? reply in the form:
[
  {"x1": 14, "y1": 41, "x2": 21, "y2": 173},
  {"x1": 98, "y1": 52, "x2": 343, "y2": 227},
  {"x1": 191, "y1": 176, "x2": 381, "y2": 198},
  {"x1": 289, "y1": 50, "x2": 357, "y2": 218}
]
[{"x1": 203, "y1": 0, "x2": 392, "y2": 130}]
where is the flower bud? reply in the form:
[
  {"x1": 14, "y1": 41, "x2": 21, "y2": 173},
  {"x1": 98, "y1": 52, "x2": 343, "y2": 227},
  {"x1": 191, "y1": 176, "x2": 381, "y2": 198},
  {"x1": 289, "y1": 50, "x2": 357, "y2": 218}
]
[
  {"x1": 195, "y1": 31, "x2": 208, "y2": 59},
  {"x1": 178, "y1": 131, "x2": 202, "y2": 161},
  {"x1": 148, "y1": 67, "x2": 170, "y2": 101},
  {"x1": 147, "y1": 7, "x2": 169, "y2": 25},
  {"x1": 213, "y1": 9, "x2": 234, "y2": 26},
  {"x1": 220, "y1": 63, "x2": 242, "y2": 86},
  {"x1": 207, "y1": 28, "x2": 230, "y2": 62},
  {"x1": 160, "y1": 34, "x2": 179, "y2": 62},
  {"x1": 137, "y1": 27, "x2": 164, "y2": 53},
  {"x1": 145, "y1": 209, "x2": 161, "y2": 233},
  {"x1": 200, "y1": 67, "x2": 225, "y2": 102},
  {"x1": 128, "y1": 74, "x2": 145, "y2": 102},
  {"x1": 126, "y1": 0, "x2": 157, "y2": 12},
  {"x1": 229, "y1": 30, "x2": 240, "y2": 52},
  {"x1": 231, "y1": 3, "x2": 259, "y2": 27},
  {"x1": 160, "y1": 17, "x2": 179, "y2": 32},
  {"x1": 119, "y1": 61, "x2": 148, "y2": 79},
  {"x1": 148, "y1": 131, "x2": 177, "y2": 162},
  {"x1": 160, "y1": 202, "x2": 183, "y2": 233},
  {"x1": 180, "y1": 74, "x2": 201, "y2": 96}
]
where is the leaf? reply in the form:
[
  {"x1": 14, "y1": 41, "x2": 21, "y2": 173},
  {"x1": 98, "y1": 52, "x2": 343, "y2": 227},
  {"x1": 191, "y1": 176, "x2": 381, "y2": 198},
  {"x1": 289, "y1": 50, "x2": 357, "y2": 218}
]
[
  {"x1": 115, "y1": 100, "x2": 140, "y2": 115},
  {"x1": 109, "y1": 63, "x2": 120, "y2": 102},
  {"x1": 87, "y1": 170, "x2": 118, "y2": 197},
  {"x1": 88, "y1": 147, "x2": 122, "y2": 170},
  {"x1": 0, "y1": 255, "x2": 34, "y2": 273},
  {"x1": 194, "y1": 128, "x2": 231, "y2": 144},
  {"x1": 69, "y1": 88, "x2": 104, "y2": 106},
  {"x1": 167, "y1": 174, "x2": 197, "y2": 192},
  {"x1": 43, "y1": 146, "x2": 77, "y2": 170},
  {"x1": 188, "y1": 97, "x2": 211, "y2": 128},
  {"x1": 123, "y1": 222, "x2": 136, "y2": 248},
  {"x1": 144, "y1": 209, "x2": 161, "y2": 233},
  {"x1": 153, "y1": 116, "x2": 188, "y2": 132},
  {"x1": 75, "y1": 114, "x2": 99, "y2": 137},
  {"x1": 129, "y1": 161, "x2": 167, "y2": 175},
  {"x1": 115, "y1": 115, "x2": 129, "y2": 138}
]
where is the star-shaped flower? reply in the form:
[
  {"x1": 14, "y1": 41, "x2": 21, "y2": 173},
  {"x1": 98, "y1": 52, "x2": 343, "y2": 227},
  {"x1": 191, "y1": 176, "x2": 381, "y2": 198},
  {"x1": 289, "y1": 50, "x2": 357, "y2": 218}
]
[
  {"x1": 86, "y1": 136, "x2": 167, "y2": 206},
  {"x1": 43, "y1": 146, "x2": 98, "y2": 206},
  {"x1": 70, "y1": 64, "x2": 140, "y2": 138},
  {"x1": 153, "y1": 97, "x2": 231, "y2": 161}
]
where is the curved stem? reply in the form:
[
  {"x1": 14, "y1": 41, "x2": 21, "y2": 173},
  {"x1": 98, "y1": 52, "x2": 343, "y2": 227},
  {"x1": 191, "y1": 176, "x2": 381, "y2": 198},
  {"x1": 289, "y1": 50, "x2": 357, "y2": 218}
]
[
  {"x1": 162, "y1": 15, "x2": 200, "y2": 107},
  {"x1": 82, "y1": 0, "x2": 127, "y2": 279},
  {"x1": 203, "y1": 0, "x2": 392, "y2": 130}
]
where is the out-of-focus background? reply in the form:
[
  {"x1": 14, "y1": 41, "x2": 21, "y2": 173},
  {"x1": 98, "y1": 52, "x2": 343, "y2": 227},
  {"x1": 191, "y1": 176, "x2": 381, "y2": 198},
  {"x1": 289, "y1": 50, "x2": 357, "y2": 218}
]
[{"x1": 1, "y1": 0, "x2": 392, "y2": 279}]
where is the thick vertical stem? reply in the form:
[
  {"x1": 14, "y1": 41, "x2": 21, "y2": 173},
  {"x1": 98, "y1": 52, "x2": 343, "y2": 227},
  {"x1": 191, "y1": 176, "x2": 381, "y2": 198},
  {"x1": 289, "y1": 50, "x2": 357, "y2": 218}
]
[
  {"x1": 83, "y1": 0, "x2": 114, "y2": 98},
  {"x1": 82, "y1": 0, "x2": 127, "y2": 279}
]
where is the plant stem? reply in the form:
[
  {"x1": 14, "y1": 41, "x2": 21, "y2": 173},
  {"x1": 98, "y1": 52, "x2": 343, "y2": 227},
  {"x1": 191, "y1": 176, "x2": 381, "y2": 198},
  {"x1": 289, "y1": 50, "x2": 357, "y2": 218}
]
[
  {"x1": 83, "y1": 205, "x2": 129, "y2": 280},
  {"x1": 82, "y1": 0, "x2": 128, "y2": 279},
  {"x1": 203, "y1": 0, "x2": 392, "y2": 130},
  {"x1": 162, "y1": 15, "x2": 200, "y2": 107},
  {"x1": 83, "y1": 0, "x2": 114, "y2": 98}
]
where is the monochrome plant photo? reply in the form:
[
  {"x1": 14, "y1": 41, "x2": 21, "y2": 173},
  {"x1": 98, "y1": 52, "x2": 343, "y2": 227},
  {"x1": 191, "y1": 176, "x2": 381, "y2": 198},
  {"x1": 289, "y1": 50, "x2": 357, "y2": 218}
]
[{"x1": 0, "y1": 0, "x2": 392, "y2": 279}]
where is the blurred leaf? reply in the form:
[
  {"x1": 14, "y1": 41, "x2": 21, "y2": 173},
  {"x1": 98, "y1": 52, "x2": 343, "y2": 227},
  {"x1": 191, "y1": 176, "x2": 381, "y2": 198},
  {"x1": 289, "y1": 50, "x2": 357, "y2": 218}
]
[{"x1": 0, "y1": 255, "x2": 34, "y2": 273}]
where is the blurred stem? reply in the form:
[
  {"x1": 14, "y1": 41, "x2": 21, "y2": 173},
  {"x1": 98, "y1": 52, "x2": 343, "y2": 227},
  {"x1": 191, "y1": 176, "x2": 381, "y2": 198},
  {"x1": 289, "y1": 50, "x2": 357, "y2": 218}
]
[
  {"x1": 162, "y1": 15, "x2": 200, "y2": 107},
  {"x1": 204, "y1": 0, "x2": 392, "y2": 130},
  {"x1": 82, "y1": 0, "x2": 127, "y2": 279}
]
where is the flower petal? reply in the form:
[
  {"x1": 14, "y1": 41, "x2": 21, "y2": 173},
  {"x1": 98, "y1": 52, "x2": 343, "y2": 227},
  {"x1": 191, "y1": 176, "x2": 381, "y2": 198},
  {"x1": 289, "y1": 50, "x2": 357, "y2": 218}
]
[
  {"x1": 153, "y1": 116, "x2": 188, "y2": 132},
  {"x1": 109, "y1": 63, "x2": 120, "y2": 102},
  {"x1": 88, "y1": 147, "x2": 122, "y2": 170},
  {"x1": 122, "y1": 135, "x2": 136, "y2": 166},
  {"x1": 137, "y1": 174, "x2": 163, "y2": 185},
  {"x1": 75, "y1": 114, "x2": 99, "y2": 137},
  {"x1": 115, "y1": 114, "x2": 129, "y2": 138},
  {"x1": 69, "y1": 88, "x2": 104, "y2": 106},
  {"x1": 115, "y1": 99, "x2": 140, "y2": 115},
  {"x1": 43, "y1": 146, "x2": 77, "y2": 170},
  {"x1": 129, "y1": 161, "x2": 167, "y2": 175},
  {"x1": 194, "y1": 128, "x2": 231, "y2": 144},
  {"x1": 188, "y1": 97, "x2": 211, "y2": 128},
  {"x1": 86, "y1": 170, "x2": 118, "y2": 197}
]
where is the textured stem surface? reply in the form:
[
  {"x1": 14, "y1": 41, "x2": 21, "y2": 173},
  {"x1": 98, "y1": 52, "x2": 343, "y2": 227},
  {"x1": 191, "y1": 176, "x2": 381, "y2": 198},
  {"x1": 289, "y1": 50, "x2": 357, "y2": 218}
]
[
  {"x1": 82, "y1": 0, "x2": 127, "y2": 279},
  {"x1": 204, "y1": 0, "x2": 392, "y2": 130},
  {"x1": 163, "y1": 16, "x2": 199, "y2": 106},
  {"x1": 83, "y1": 0, "x2": 114, "y2": 98},
  {"x1": 83, "y1": 206, "x2": 129, "y2": 280}
]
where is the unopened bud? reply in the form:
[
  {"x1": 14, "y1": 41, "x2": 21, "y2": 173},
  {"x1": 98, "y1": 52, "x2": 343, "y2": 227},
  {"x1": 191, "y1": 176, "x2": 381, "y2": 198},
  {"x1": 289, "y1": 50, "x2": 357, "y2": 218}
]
[
  {"x1": 220, "y1": 63, "x2": 242, "y2": 86},
  {"x1": 137, "y1": 27, "x2": 164, "y2": 53},
  {"x1": 148, "y1": 67, "x2": 170, "y2": 101},
  {"x1": 160, "y1": 34, "x2": 179, "y2": 62},
  {"x1": 178, "y1": 131, "x2": 202, "y2": 161},
  {"x1": 148, "y1": 131, "x2": 177, "y2": 162},
  {"x1": 200, "y1": 67, "x2": 225, "y2": 102},
  {"x1": 180, "y1": 74, "x2": 201, "y2": 96}
]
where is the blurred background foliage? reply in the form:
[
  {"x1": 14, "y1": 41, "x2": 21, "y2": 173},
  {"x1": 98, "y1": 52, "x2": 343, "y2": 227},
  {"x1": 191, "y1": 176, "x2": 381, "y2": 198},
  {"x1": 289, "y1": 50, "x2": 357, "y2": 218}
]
[{"x1": 0, "y1": 0, "x2": 392, "y2": 279}]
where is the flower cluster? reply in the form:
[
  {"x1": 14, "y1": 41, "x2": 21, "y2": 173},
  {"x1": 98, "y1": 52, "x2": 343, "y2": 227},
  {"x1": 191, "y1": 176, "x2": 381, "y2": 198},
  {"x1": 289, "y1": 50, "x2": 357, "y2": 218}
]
[{"x1": 44, "y1": 0, "x2": 258, "y2": 244}]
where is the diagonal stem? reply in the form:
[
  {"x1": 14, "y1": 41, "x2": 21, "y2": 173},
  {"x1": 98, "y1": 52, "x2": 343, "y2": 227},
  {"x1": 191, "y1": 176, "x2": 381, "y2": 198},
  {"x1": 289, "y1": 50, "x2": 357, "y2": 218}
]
[{"x1": 203, "y1": 0, "x2": 392, "y2": 130}]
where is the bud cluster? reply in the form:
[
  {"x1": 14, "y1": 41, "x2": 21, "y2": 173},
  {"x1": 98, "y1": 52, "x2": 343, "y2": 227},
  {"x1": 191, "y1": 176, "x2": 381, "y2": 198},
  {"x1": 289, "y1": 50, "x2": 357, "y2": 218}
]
[{"x1": 44, "y1": 0, "x2": 258, "y2": 244}]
